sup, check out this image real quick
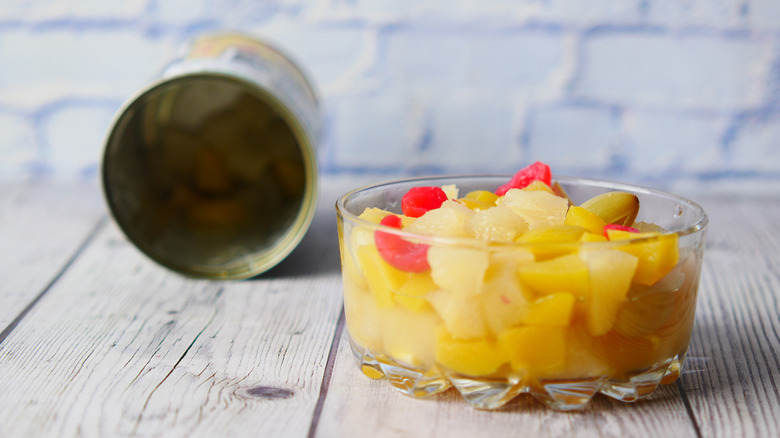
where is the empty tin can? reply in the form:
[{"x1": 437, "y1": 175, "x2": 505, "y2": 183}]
[{"x1": 102, "y1": 33, "x2": 320, "y2": 279}]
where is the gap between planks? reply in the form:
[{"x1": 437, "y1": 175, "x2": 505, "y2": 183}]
[
  {"x1": 0, "y1": 215, "x2": 108, "y2": 346},
  {"x1": 307, "y1": 306, "x2": 346, "y2": 438}
]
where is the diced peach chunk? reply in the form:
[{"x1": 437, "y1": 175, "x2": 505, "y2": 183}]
[
  {"x1": 564, "y1": 205, "x2": 607, "y2": 235},
  {"x1": 356, "y1": 244, "x2": 408, "y2": 308},
  {"x1": 607, "y1": 230, "x2": 679, "y2": 285},
  {"x1": 427, "y1": 246, "x2": 489, "y2": 296},
  {"x1": 398, "y1": 271, "x2": 438, "y2": 296},
  {"x1": 517, "y1": 254, "x2": 590, "y2": 298},
  {"x1": 520, "y1": 292, "x2": 576, "y2": 327},
  {"x1": 435, "y1": 328, "x2": 507, "y2": 376},
  {"x1": 516, "y1": 225, "x2": 587, "y2": 259},
  {"x1": 465, "y1": 190, "x2": 499, "y2": 205},
  {"x1": 499, "y1": 326, "x2": 567, "y2": 376}
]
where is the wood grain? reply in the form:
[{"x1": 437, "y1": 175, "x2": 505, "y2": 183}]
[
  {"x1": 680, "y1": 196, "x2": 780, "y2": 438},
  {"x1": 0, "y1": 180, "x2": 348, "y2": 438},
  {"x1": 0, "y1": 181, "x2": 105, "y2": 328},
  {"x1": 0, "y1": 178, "x2": 778, "y2": 438},
  {"x1": 313, "y1": 333, "x2": 698, "y2": 438}
]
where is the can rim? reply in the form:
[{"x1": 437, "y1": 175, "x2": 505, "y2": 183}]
[{"x1": 101, "y1": 71, "x2": 318, "y2": 279}]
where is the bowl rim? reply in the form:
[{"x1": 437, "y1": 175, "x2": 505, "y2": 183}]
[{"x1": 335, "y1": 174, "x2": 709, "y2": 248}]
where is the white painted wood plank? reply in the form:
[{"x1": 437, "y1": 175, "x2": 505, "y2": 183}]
[
  {"x1": 0, "y1": 180, "x2": 105, "y2": 328},
  {"x1": 680, "y1": 196, "x2": 780, "y2": 438},
  {"x1": 0, "y1": 178, "x2": 351, "y2": 438}
]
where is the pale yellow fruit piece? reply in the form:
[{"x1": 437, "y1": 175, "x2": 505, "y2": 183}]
[
  {"x1": 517, "y1": 254, "x2": 590, "y2": 298},
  {"x1": 427, "y1": 246, "x2": 489, "y2": 296},
  {"x1": 356, "y1": 244, "x2": 408, "y2": 309},
  {"x1": 441, "y1": 184, "x2": 459, "y2": 199},
  {"x1": 428, "y1": 291, "x2": 489, "y2": 339},
  {"x1": 499, "y1": 189, "x2": 569, "y2": 230},
  {"x1": 348, "y1": 209, "x2": 393, "y2": 274},
  {"x1": 465, "y1": 190, "x2": 499, "y2": 205},
  {"x1": 338, "y1": 223, "x2": 367, "y2": 290},
  {"x1": 479, "y1": 250, "x2": 535, "y2": 335},
  {"x1": 565, "y1": 329, "x2": 613, "y2": 377},
  {"x1": 358, "y1": 207, "x2": 393, "y2": 224},
  {"x1": 466, "y1": 205, "x2": 529, "y2": 242},
  {"x1": 343, "y1": 275, "x2": 383, "y2": 352},
  {"x1": 381, "y1": 306, "x2": 438, "y2": 367},
  {"x1": 607, "y1": 230, "x2": 679, "y2": 285},
  {"x1": 457, "y1": 198, "x2": 494, "y2": 211},
  {"x1": 521, "y1": 180, "x2": 554, "y2": 194},
  {"x1": 564, "y1": 205, "x2": 607, "y2": 235},
  {"x1": 459, "y1": 189, "x2": 499, "y2": 211},
  {"x1": 552, "y1": 181, "x2": 572, "y2": 204},
  {"x1": 435, "y1": 328, "x2": 507, "y2": 376},
  {"x1": 405, "y1": 200, "x2": 474, "y2": 238},
  {"x1": 580, "y1": 232, "x2": 608, "y2": 243},
  {"x1": 499, "y1": 326, "x2": 567, "y2": 377},
  {"x1": 580, "y1": 191, "x2": 639, "y2": 227},
  {"x1": 398, "y1": 272, "x2": 439, "y2": 297},
  {"x1": 393, "y1": 294, "x2": 432, "y2": 312},
  {"x1": 520, "y1": 292, "x2": 576, "y2": 327},
  {"x1": 579, "y1": 249, "x2": 638, "y2": 336},
  {"x1": 516, "y1": 225, "x2": 587, "y2": 260}
]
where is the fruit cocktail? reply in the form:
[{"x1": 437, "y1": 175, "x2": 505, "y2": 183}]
[{"x1": 335, "y1": 163, "x2": 708, "y2": 410}]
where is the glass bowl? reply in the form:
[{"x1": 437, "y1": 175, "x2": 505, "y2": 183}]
[{"x1": 335, "y1": 175, "x2": 708, "y2": 410}]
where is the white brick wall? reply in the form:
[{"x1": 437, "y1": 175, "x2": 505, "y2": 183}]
[{"x1": 0, "y1": 0, "x2": 777, "y2": 194}]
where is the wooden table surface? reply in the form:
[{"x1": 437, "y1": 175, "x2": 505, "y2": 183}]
[{"x1": 1, "y1": 176, "x2": 778, "y2": 438}]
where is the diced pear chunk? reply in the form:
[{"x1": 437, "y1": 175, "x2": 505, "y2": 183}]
[
  {"x1": 579, "y1": 249, "x2": 638, "y2": 336},
  {"x1": 427, "y1": 246, "x2": 489, "y2": 296},
  {"x1": 405, "y1": 200, "x2": 474, "y2": 238},
  {"x1": 466, "y1": 205, "x2": 528, "y2": 242},
  {"x1": 479, "y1": 250, "x2": 535, "y2": 334},
  {"x1": 428, "y1": 292, "x2": 489, "y2": 339},
  {"x1": 499, "y1": 189, "x2": 569, "y2": 230}
]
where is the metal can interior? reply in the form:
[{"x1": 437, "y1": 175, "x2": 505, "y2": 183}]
[{"x1": 102, "y1": 73, "x2": 318, "y2": 279}]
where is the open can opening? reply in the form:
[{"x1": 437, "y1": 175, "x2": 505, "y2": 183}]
[{"x1": 102, "y1": 34, "x2": 320, "y2": 279}]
